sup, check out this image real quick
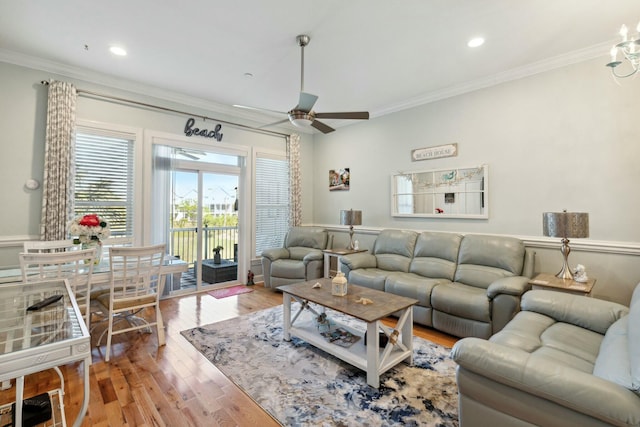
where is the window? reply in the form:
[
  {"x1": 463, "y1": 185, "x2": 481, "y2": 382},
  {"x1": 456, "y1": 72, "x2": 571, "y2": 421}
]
[
  {"x1": 255, "y1": 154, "x2": 289, "y2": 257},
  {"x1": 74, "y1": 131, "x2": 135, "y2": 237}
]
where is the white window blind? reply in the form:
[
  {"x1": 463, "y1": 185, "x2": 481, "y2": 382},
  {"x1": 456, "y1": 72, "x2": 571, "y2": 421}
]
[
  {"x1": 255, "y1": 155, "x2": 289, "y2": 256},
  {"x1": 74, "y1": 132, "x2": 135, "y2": 237}
]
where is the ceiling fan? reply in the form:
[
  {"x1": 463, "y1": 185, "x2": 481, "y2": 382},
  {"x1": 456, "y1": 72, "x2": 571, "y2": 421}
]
[{"x1": 234, "y1": 35, "x2": 369, "y2": 134}]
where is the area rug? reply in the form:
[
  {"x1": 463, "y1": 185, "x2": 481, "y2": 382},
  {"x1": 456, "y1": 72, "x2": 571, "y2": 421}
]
[
  {"x1": 181, "y1": 305, "x2": 458, "y2": 426},
  {"x1": 207, "y1": 284, "x2": 254, "y2": 299}
]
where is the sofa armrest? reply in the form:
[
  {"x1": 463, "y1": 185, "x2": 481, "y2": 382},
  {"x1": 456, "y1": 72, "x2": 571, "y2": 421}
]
[
  {"x1": 302, "y1": 250, "x2": 323, "y2": 264},
  {"x1": 522, "y1": 290, "x2": 629, "y2": 335},
  {"x1": 341, "y1": 253, "x2": 377, "y2": 270},
  {"x1": 452, "y1": 338, "x2": 640, "y2": 426},
  {"x1": 487, "y1": 276, "x2": 530, "y2": 299},
  {"x1": 261, "y1": 248, "x2": 290, "y2": 262}
]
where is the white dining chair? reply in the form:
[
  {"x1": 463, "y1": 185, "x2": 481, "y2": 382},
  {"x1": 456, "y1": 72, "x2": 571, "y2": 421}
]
[
  {"x1": 23, "y1": 239, "x2": 79, "y2": 253},
  {"x1": 93, "y1": 244, "x2": 166, "y2": 362},
  {"x1": 19, "y1": 248, "x2": 97, "y2": 329}
]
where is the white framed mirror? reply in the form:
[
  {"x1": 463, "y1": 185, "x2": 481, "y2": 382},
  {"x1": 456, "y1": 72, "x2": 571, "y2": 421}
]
[{"x1": 391, "y1": 164, "x2": 488, "y2": 219}]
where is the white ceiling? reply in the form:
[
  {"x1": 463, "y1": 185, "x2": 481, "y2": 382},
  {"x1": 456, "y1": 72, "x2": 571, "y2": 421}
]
[{"x1": 1, "y1": 1, "x2": 639, "y2": 131}]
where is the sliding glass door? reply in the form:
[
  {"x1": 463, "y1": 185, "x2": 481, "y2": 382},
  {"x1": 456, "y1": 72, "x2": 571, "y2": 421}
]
[{"x1": 152, "y1": 144, "x2": 243, "y2": 296}]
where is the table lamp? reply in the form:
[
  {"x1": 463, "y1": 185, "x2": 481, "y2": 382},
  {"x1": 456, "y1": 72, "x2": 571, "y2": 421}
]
[
  {"x1": 542, "y1": 210, "x2": 589, "y2": 280},
  {"x1": 340, "y1": 209, "x2": 362, "y2": 250}
]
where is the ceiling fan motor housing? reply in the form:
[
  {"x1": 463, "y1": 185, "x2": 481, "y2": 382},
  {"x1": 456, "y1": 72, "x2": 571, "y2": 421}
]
[{"x1": 289, "y1": 110, "x2": 314, "y2": 127}]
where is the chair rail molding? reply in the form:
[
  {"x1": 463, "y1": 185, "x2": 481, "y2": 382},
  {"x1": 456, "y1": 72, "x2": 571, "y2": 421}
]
[
  {"x1": 0, "y1": 235, "x2": 40, "y2": 248},
  {"x1": 318, "y1": 225, "x2": 640, "y2": 256}
]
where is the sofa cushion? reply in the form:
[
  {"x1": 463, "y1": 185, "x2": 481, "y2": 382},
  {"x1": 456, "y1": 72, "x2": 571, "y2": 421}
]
[
  {"x1": 373, "y1": 229, "x2": 417, "y2": 257},
  {"x1": 490, "y1": 310, "x2": 557, "y2": 353},
  {"x1": 288, "y1": 247, "x2": 321, "y2": 261},
  {"x1": 536, "y1": 322, "x2": 602, "y2": 371},
  {"x1": 593, "y1": 316, "x2": 635, "y2": 391},
  {"x1": 409, "y1": 231, "x2": 461, "y2": 280},
  {"x1": 521, "y1": 290, "x2": 629, "y2": 335},
  {"x1": 454, "y1": 264, "x2": 517, "y2": 289},
  {"x1": 285, "y1": 226, "x2": 327, "y2": 250},
  {"x1": 454, "y1": 235, "x2": 525, "y2": 288},
  {"x1": 431, "y1": 282, "x2": 490, "y2": 322},
  {"x1": 372, "y1": 229, "x2": 417, "y2": 272},
  {"x1": 384, "y1": 273, "x2": 449, "y2": 307},
  {"x1": 348, "y1": 268, "x2": 391, "y2": 292},
  {"x1": 271, "y1": 259, "x2": 306, "y2": 279}
]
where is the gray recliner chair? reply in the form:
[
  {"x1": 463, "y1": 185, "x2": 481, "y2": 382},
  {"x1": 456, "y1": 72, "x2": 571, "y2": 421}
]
[{"x1": 261, "y1": 227, "x2": 329, "y2": 289}]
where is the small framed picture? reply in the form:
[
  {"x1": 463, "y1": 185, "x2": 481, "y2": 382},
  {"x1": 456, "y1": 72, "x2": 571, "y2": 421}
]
[
  {"x1": 329, "y1": 168, "x2": 350, "y2": 191},
  {"x1": 445, "y1": 193, "x2": 455, "y2": 204}
]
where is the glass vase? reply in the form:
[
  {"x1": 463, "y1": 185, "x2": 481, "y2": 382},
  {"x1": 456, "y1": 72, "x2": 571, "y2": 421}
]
[{"x1": 81, "y1": 240, "x2": 103, "y2": 265}]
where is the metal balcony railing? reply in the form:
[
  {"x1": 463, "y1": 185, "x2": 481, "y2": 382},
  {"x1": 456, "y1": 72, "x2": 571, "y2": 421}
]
[{"x1": 169, "y1": 226, "x2": 238, "y2": 266}]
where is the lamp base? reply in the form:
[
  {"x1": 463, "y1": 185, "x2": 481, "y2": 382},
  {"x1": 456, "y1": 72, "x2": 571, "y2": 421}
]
[
  {"x1": 555, "y1": 238, "x2": 574, "y2": 280},
  {"x1": 347, "y1": 227, "x2": 355, "y2": 250}
]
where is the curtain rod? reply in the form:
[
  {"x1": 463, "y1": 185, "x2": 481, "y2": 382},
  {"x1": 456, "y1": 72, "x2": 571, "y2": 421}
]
[{"x1": 40, "y1": 80, "x2": 289, "y2": 139}]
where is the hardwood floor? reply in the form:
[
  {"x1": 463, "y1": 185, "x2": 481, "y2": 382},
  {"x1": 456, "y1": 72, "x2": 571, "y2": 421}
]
[{"x1": 0, "y1": 284, "x2": 458, "y2": 426}]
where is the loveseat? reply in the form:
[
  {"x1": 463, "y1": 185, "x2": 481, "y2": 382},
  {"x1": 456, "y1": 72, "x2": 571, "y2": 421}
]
[
  {"x1": 451, "y1": 286, "x2": 640, "y2": 427},
  {"x1": 261, "y1": 226, "x2": 329, "y2": 289},
  {"x1": 340, "y1": 229, "x2": 534, "y2": 338}
]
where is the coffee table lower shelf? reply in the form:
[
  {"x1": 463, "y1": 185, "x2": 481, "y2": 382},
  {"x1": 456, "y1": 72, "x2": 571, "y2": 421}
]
[{"x1": 282, "y1": 293, "x2": 414, "y2": 388}]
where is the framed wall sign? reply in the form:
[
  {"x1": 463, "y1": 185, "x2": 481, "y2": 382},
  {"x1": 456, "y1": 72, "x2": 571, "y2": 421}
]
[{"x1": 411, "y1": 143, "x2": 457, "y2": 161}]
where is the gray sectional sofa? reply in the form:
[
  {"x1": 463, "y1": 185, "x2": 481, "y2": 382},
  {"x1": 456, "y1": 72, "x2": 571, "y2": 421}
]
[
  {"x1": 340, "y1": 229, "x2": 535, "y2": 338},
  {"x1": 451, "y1": 286, "x2": 640, "y2": 427}
]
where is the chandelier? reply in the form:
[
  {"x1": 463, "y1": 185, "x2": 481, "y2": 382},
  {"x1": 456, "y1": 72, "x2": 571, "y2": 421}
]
[{"x1": 606, "y1": 23, "x2": 640, "y2": 78}]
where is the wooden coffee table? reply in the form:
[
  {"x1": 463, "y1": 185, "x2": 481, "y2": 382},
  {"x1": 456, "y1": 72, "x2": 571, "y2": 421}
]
[{"x1": 279, "y1": 278, "x2": 418, "y2": 388}]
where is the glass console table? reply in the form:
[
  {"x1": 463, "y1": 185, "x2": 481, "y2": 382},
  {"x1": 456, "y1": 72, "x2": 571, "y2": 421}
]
[{"x1": 0, "y1": 279, "x2": 91, "y2": 427}]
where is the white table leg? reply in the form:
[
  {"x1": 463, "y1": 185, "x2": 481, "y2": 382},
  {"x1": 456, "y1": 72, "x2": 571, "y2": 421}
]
[
  {"x1": 14, "y1": 376, "x2": 24, "y2": 427},
  {"x1": 323, "y1": 253, "x2": 330, "y2": 278},
  {"x1": 73, "y1": 355, "x2": 91, "y2": 427},
  {"x1": 366, "y1": 321, "x2": 380, "y2": 388},
  {"x1": 283, "y1": 293, "x2": 292, "y2": 341},
  {"x1": 400, "y1": 307, "x2": 414, "y2": 365}
]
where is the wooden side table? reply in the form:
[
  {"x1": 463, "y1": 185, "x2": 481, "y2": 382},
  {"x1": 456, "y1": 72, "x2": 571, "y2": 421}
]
[
  {"x1": 322, "y1": 249, "x2": 367, "y2": 278},
  {"x1": 529, "y1": 272, "x2": 596, "y2": 296}
]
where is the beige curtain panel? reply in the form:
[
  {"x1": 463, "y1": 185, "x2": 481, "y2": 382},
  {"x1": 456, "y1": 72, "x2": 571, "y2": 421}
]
[
  {"x1": 288, "y1": 134, "x2": 302, "y2": 227},
  {"x1": 40, "y1": 80, "x2": 77, "y2": 241}
]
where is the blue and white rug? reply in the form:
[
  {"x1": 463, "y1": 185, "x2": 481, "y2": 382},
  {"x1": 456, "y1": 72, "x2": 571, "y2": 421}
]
[{"x1": 181, "y1": 304, "x2": 458, "y2": 426}]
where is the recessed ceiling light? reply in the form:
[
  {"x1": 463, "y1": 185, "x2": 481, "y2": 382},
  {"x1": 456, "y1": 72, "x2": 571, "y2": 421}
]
[
  {"x1": 467, "y1": 37, "x2": 485, "y2": 48},
  {"x1": 109, "y1": 46, "x2": 127, "y2": 56}
]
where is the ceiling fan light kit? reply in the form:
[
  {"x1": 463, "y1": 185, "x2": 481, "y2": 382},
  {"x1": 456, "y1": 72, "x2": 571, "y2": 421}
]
[
  {"x1": 289, "y1": 111, "x2": 314, "y2": 128},
  {"x1": 234, "y1": 34, "x2": 369, "y2": 133}
]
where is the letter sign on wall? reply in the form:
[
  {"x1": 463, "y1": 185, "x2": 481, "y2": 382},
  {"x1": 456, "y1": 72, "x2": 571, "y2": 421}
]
[{"x1": 184, "y1": 117, "x2": 223, "y2": 141}]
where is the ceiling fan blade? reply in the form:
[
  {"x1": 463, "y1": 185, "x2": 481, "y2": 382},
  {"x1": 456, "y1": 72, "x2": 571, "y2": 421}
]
[
  {"x1": 314, "y1": 111, "x2": 370, "y2": 120},
  {"x1": 295, "y1": 92, "x2": 318, "y2": 112},
  {"x1": 258, "y1": 118, "x2": 291, "y2": 129},
  {"x1": 233, "y1": 104, "x2": 288, "y2": 115},
  {"x1": 311, "y1": 120, "x2": 335, "y2": 134}
]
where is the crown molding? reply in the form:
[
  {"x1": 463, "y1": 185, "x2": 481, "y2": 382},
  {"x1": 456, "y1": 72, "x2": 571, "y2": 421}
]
[
  {"x1": 1, "y1": 41, "x2": 612, "y2": 132},
  {"x1": 0, "y1": 48, "x2": 311, "y2": 134},
  {"x1": 371, "y1": 41, "x2": 614, "y2": 119}
]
